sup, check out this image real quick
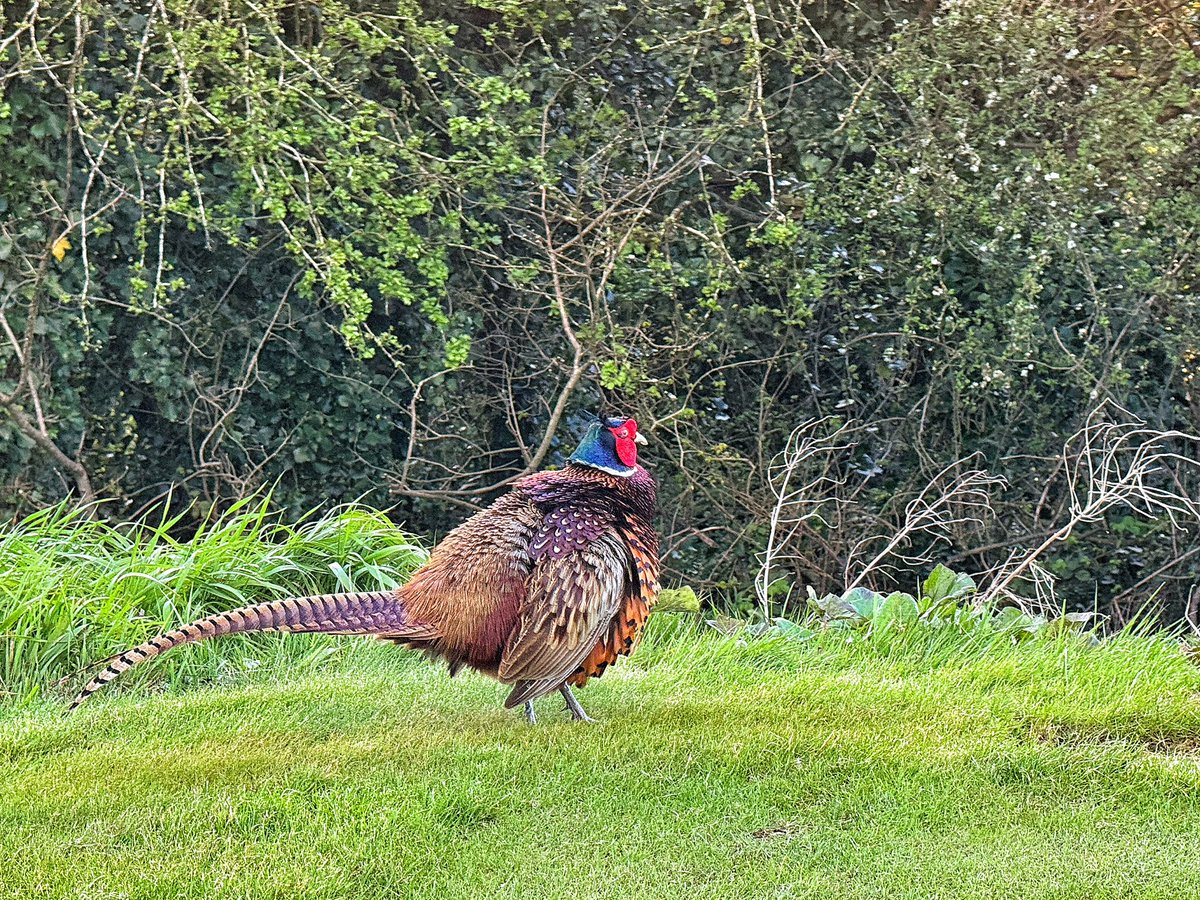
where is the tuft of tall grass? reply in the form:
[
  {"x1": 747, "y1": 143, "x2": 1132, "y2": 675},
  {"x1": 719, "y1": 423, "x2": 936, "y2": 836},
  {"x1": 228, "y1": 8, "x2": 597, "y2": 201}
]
[{"x1": 0, "y1": 497, "x2": 426, "y2": 703}]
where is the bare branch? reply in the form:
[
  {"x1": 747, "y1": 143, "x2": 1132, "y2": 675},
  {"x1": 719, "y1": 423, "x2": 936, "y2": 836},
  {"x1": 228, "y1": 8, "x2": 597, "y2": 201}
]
[
  {"x1": 843, "y1": 457, "x2": 1006, "y2": 592},
  {"x1": 756, "y1": 418, "x2": 855, "y2": 617},
  {"x1": 980, "y1": 404, "x2": 1200, "y2": 606}
]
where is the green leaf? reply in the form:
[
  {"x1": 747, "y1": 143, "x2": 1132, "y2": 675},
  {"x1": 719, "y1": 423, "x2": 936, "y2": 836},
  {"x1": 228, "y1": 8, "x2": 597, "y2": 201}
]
[
  {"x1": 992, "y1": 606, "x2": 1046, "y2": 640},
  {"x1": 772, "y1": 617, "x2": 816, "y2": 641},
  {"x1": 843, "y1": 587, "x2": 885, "y2": 619},
  {"x1": 876, "y1": 592, "x2": 920, "y2": 628},
  {"x1": 922, "y1": 564, "x2": 977, "y2": 607},
  {"x1": 328, "y1": 562, "x2": 356, "y2": 592},
  {"x1": 657, "y1": 586, "x2": 701, "y2": 613}
]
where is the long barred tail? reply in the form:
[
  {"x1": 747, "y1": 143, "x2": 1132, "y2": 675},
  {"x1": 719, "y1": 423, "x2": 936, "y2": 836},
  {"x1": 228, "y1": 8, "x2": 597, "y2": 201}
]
[{"x1": 68, "y1": 590, "x2": 434, "y2": 711}]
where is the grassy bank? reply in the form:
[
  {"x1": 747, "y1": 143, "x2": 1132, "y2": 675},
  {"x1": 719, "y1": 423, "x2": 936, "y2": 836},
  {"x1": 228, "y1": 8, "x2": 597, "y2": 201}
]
[
  {"x1": 0, "y1": 500, "x2": 426, "y2": 701},
  {"x1": 4, "y1": 619, "x2": 1200, "y2": 899}
]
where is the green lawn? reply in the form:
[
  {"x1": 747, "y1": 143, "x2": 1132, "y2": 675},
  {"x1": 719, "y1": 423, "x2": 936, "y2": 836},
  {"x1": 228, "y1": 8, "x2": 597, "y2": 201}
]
[{"x1": 4, "y1": 621, "x2": 1200, "y2": 899}]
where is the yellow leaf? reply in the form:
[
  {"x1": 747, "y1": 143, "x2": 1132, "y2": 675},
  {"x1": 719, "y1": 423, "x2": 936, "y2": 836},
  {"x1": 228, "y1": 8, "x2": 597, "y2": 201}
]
[{"x1": 51, "y1": 235, "x2": 71, "y2": 262}]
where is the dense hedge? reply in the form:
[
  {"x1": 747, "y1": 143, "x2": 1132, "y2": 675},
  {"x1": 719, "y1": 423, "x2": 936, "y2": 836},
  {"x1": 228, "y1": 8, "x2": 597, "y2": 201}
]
[{"x1": 2, "y1": 1, "x2": 1198, "y2": 618}]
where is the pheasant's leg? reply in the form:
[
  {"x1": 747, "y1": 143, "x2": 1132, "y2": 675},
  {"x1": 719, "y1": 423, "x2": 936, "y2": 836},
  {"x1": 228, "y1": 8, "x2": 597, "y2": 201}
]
[
  {"x1": 559, "y1": 684, "x2": 595, "y2": 723},
  {"x1": 523, "y1": 701, "x2": 537, "y2": 724}
]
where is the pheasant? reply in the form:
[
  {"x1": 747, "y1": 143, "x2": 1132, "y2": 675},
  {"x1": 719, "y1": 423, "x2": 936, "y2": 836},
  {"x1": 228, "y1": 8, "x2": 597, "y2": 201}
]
[{"x1": 69, "y1": 416, "x2": 660, "y2": 722}]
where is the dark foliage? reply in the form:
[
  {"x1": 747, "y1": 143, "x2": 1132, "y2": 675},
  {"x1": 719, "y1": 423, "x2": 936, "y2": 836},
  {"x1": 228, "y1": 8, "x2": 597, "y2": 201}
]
[{"x1": 2, "y1": 0, "x2": 1198, "y2": 619}]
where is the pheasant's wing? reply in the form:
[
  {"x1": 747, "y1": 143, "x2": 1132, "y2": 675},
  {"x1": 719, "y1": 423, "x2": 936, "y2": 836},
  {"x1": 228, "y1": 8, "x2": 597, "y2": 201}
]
[
  {"x1": 499, "y1": 504, "x2": 633, "y2": 707},
  {"x1": 569, "y1": 518, "x2": 662, "y2": 685}
]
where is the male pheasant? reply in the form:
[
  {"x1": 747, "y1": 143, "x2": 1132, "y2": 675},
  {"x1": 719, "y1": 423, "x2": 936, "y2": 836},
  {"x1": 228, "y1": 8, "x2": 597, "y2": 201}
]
[{"x1": 69, "y1": 416, "x2": 660, "y2": 722}]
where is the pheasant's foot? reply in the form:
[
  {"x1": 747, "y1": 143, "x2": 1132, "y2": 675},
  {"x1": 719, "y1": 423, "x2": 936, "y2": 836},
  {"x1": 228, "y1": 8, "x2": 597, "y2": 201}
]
[
  {"x1": 523, "y1": 700, "x2": 537, "y2": 724},
  {"x1": 559, "y1": 684, "x2": 595, "y2": 723}
]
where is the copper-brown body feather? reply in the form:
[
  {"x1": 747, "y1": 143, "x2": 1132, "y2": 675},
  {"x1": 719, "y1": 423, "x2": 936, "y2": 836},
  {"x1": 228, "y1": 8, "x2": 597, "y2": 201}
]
[{"x1": 69, "y1": 461, "x2": 659, "y2": 713}]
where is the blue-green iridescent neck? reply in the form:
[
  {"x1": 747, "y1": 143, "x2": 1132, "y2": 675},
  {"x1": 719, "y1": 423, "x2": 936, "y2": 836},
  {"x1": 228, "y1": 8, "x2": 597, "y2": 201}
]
[{"x1": 568, "y1": 422, "x2": 636, "y2": 477}]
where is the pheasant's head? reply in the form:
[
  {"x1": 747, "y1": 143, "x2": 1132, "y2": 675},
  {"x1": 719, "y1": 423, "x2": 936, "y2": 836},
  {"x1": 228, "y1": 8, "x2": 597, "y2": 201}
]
[{"x1": 568, "y1": 416, "x2": 647, "y2": 477}]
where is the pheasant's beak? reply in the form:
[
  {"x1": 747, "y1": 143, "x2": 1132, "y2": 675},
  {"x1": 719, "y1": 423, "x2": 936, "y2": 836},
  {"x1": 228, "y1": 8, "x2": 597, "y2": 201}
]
[{"x1": 634, "y1": 432, "x2": 648, "y2": 446}]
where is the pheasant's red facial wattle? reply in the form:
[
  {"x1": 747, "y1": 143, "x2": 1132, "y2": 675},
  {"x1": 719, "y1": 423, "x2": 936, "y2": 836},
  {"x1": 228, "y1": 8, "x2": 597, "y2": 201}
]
[{"x1": 609, "y1": 419, "x2": 641, "y2": 467}]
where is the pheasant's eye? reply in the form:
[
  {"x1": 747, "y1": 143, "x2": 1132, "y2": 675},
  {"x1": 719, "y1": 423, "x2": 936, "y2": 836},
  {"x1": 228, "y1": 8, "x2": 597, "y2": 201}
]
[{"x1": 619, "y1": 429, "x2": 629, "y2": 438}]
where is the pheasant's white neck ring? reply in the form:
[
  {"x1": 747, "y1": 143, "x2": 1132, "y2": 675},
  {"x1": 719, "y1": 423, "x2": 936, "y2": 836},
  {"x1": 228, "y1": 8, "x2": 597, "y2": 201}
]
[{"x1": 573, "y1": 459, "x2": 637, "y2": 478}]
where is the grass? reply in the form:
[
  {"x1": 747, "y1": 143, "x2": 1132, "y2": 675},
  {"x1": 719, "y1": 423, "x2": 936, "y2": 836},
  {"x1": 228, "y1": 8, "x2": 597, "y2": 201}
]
[
  {"x1": 0, "y1": 498, "x2": 426, "y2": 701},
  {"x1": 5, "y1": 617, "x2": 1200, "y2": 899}
]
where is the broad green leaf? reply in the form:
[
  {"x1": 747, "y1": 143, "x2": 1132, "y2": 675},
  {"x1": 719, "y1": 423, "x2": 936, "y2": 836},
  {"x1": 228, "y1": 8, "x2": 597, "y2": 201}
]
[
  {"x1": 922, "y1": 564, "x2": 977, "y2": 606},
  {"x1": 877, "y1": 592, "x2": 920, "y2": 628},
  {"x1": 773, "y1": 617, "x2": 817, "y2": 641},
  {"x1": 657, "y1": 586, "x2": 701, "y2": 613},
  {"x1": 843, "y1": 586, "x2": 885, "y2": 619}
]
